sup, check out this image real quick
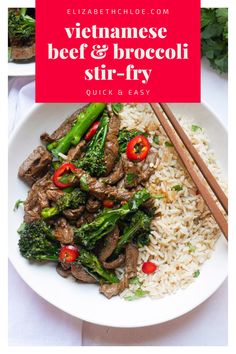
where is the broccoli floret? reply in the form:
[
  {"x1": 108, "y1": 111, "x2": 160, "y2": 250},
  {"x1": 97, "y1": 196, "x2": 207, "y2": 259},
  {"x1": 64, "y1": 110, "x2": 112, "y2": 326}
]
[
  {"x1": 8, "y1": 8, "x2": 35, "y2": 42},
  {"x1": 18, "y1": 220, "x2": 60, "y2": 262},
  {"x1": 113, "y1": 211, "x2": 151, "y2": 257},
  {"x1": 79, "y1": 248, "x2": 119, "y2": 284},
  {"x1": 74, "y1": 189, "x2": 151, "y2": 250},
  {"x1": 77, "y1": 112, "x2": 109, "y2": 177},
  {"x1": 41, "y1": 188, "x2": 87, "y2": 219}
]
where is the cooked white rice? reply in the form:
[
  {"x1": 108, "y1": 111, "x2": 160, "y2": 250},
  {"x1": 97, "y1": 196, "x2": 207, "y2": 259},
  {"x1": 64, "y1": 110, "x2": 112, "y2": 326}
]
[{"x1": 118, "y1": 103, "x2": 227, "y2": 299}]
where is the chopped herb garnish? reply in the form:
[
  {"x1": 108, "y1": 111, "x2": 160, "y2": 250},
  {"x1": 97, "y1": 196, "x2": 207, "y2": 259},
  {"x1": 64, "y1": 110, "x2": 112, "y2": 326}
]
[
  {"x1": 191, "y1": 125, "x2": 202, "y2": 132},
  {"x1": 124, "y1": 288, "x2": 149, "y2": 301},
  {"x1": 186, "y1": 242, "x2": 196, "y2": 253},
  {"x1": 165, "y1": 141, "x2": 174, "y2": 147},
  {"x1": 126, "y1": 173, "x2": 136, "y2": 185},
  {"x1": 153, "y1": 135, "x2": 160, "y2": 145},
  {"x1": 171, "y1": 185, "x2": 183, "y2": 191},
  {"x1": 152, "y1": 194, "x2": 164, "y2": 200},
  {"x1": 118, "y1": 128, "x2": 144, "y2": 155},
  {"x1": 129, "y1": 277, "x2": 141, "y2": 286},
  {"x1": 193, "y1": 270, "x2": 200, "y2": 278},
  {"x1": 112, "y1": 103, "x2": 123, "y2": 115},
  {"x1": 14, "y1": 199, "x2": 24, "y2": 211}
]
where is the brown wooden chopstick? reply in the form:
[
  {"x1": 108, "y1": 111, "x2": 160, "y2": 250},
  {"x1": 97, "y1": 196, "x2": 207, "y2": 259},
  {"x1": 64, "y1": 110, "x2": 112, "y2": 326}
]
[
  {"x1": 150, "y1": 103, "x2": 228, "y2": 240},
  {"x1": 160, "y1": 103, "x2": 228, "y2": 214}
]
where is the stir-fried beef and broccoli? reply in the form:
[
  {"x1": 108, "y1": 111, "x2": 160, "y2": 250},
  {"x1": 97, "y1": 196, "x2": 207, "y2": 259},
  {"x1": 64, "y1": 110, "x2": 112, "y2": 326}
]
[
  {"x1": 8, "y1": 8, "x2": 35, "y2": 62},
  {"x1": 16, "y1": 103, "x2": 159, "y2": 299}
]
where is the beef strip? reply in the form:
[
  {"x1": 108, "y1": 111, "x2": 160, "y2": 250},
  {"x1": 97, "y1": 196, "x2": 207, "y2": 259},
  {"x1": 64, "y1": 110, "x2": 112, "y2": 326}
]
[
  {"x1": 53, "y1": 217, "x2": 74, "y2": 244},
  {"x1": 102, "y1": 254, "x2": 125, "y2": 270},
  {"x1": 99, "y1": 226, "x2": 120, "y2": 262},
  {"x1": 67, "y1": 140, "x2": 86, "y2": 161},
  {"x1": 39, "y1": 133, "x2": 54, "y2": 143},
  {"x1": 99, "y1": 243, "x2": 138, "y2": 299},
  {"x1": 24, "y1": 173, "x2": 56, "y2": 223},
  {"x1": 71, "y1": 264, "x2": 97, "y2": 283},
  {"x1": 46, "y1": 189, "x2": 64, "y2": 202},
  {"x1": 74, "y1": 169, "x2": 133, "y2": 202},
  {"x1": 103, "y1": 104, "x2": 120, "y2": 176},
  {"x1": 11, "y1": 43, "x2": 35, "y2": 61},
  {"x1": 18, "y1": 146, "x2": 52, "y2": 186},
  {"x1": 40, "y1": 105, "x2": 89, "y2": 143},
  {"x1": 56, "y1": 263, "x2": 71, "y2": 278},
  {"x1": 76, "y1": 211, "x2": 97, "y2": 228},
  {"x1": 125, "y1": 243, "x2": 139, "y2": 279},
  {"x1": 99, "y1": 277, "x2": 129, "y2": 299},
  {"x1": 85, "y1": 196, "x2": 101, "y2": 213},
  {"x1": 98, "y1": 226, "x2": 125, "y2": 269},
  {"x1": 103, "y1": 159, "x2": 124, "y2": 185},
  {"x1": 63, "y1": 206, "x2": 85, "y2": 220},
  {"x1": 122, "y1": 147, "x2": 158, "y2": 189}
]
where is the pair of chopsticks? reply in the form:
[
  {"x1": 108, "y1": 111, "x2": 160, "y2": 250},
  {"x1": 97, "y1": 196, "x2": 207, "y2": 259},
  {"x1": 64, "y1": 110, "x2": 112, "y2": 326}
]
[{"x1": 150, "y1": 103, "x2": 228, "y2": 241}]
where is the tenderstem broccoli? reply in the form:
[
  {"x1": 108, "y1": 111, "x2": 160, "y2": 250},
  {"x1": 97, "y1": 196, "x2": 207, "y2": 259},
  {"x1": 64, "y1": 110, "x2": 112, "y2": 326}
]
[
  {"x1": 48, "y1": 103, "x2": 106, "y2": 157},
  {"x1": 18, "y1": 220, "x2": 60, "y2": 262},
  {"x1": 74, "y1": 189, "x2": 151, "y2": 249},
  {"x1": 8, "y1": 8, "x2": 35, "y2": 41},
  {"x1": 41, "y1": 188, "x2": 87, "y2": 219},
  {"x1": 77, "y1": 112, "x2": 109, "y2": 176},
  {"x1": 18, "y1": 220, "x2": 118, "y2": 283},
  {"x1": 112, "y1": 211, "x2": 151, "y2": 257},
  {"x1": 79, "y1": 248, "x2": 119, "y2": 283}
]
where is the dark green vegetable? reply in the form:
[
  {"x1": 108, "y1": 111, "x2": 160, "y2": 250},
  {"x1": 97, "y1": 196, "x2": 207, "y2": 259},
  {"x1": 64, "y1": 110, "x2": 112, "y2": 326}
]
[
  {"x1": 171, "y1": 185, "x2": 183, "y2": 191},
  {"x1": 118, "y1": 128, "x2": 144, "y2": 155},
  {"x1": 77, "y1": 112, "x2": 109, "y2": 176},
  {"x1": 8, "y1": 8, "x2": 35, "y2": 41},
  {"x1": 74, "y1": 189, "x2": 151, "y2": 249},
  {"x1": 49, "y1": 103, "x2": 106, "y2": 157},
  {"x1": 79, "y1": 175, "x2": 90, "y2": 192},
  {"x1": 18, "y1": 220, "x2": 60, "y2": 262},
  {"x1": 79, "y1": 248, "x2": 119, "y2": 283},
  {"x1": 134, "y1": 230, "x2": 151, "y2": 248},
  {"x1": 111, "y1": 103, "x2": 123, "y2": 115},
  {"x1": 18, "y1": 220, "x2": 118, "y2": 284},
  {"x1": 41, "y1": 189, "x2": 87, "y2": 219},
  {"x1": 201, "y1": 8, "x2": 228, "y2": 73},
  {"x1": 113, "y1": 211, "x2": 151, "y2": 257}
]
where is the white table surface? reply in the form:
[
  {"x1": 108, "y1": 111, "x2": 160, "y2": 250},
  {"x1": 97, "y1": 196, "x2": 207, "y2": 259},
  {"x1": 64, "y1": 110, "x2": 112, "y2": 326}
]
[{"x1": 8, "y1": 58, "x2": 228, "y2": 346}]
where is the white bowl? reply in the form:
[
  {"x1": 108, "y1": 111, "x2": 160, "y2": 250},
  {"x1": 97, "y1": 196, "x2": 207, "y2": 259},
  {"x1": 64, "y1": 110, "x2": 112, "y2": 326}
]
[{"x1": 8, "y1": 103, "x2": 228, "y2": 327}]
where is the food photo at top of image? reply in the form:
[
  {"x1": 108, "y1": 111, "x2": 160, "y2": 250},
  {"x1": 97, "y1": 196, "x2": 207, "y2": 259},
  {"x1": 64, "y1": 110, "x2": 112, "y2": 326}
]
[
  {"x1": 8, "y1": 8, "x2": 35, "y2": 76},
  {"x1": 8, "y1": 8, "x2": 35, "y2": 62}
]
